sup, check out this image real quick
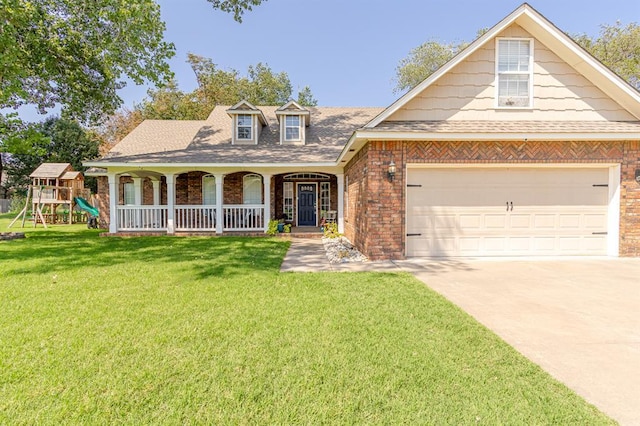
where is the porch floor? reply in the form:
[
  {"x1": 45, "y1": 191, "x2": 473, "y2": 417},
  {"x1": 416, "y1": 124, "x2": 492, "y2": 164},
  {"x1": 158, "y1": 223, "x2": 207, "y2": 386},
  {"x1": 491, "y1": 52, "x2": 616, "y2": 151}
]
[{"x1": 100, "y1": 226, "x2": 324, "y2": 238}]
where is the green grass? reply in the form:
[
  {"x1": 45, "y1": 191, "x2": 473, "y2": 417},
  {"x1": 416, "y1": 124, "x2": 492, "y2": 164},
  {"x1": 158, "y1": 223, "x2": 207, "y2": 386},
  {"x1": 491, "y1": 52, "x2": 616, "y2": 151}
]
[{"x1": 0, "y1": 214, "x2": 613, "y2": 424}]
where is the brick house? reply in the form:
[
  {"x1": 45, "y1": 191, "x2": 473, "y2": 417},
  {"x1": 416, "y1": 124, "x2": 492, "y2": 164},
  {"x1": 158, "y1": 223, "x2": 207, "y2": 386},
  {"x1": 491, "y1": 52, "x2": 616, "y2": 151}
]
[{"x1": 87, "y1": 3, "x2": 640, "y2": 260}]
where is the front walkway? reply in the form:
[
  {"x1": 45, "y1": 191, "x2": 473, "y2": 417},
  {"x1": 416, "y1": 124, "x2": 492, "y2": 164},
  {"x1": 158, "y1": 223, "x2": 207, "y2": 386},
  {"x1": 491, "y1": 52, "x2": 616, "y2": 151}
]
[
  {"x1": 279, "y1": 238, "x2": 399, "y2": 272},
  {"x1": 280, "y1": 240, "x2": 640, "y2": 425}
]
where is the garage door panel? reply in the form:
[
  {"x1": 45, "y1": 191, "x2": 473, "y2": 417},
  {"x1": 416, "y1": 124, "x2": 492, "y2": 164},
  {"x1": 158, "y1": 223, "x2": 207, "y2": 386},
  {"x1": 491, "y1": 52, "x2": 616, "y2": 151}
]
[
  {"x1": 584, "y1": 214, "x2": 607, "y2": 229},
  {"x1": 407, "y1": 167, "x2": 610, "y2": 257},
  {"x1": 509, "y1": 214, "x2": 532, "y2": 229},
  {"x1": 534, "y1": 215, "x2": 555, "y2": 229},
  {"x1": 485, "y1": 214, "x2": 507, "y2": 228},
  {"x1": 559, "y1": 214, "x2": 581, "y2": 229}
]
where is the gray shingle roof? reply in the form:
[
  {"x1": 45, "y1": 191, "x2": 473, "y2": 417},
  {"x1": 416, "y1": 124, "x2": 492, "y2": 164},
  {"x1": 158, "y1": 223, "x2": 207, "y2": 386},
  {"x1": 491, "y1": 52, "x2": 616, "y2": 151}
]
[
  {"x1": 102, "y1": 106, "x2": 384, "y2": 164},
  {"x1": 373, "y1": 120, "x2": 640, "y2": 133}
]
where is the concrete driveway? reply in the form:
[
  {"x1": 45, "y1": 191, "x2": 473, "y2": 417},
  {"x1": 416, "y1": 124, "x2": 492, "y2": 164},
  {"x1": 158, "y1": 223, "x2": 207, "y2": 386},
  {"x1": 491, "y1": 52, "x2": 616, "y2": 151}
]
[{"x1": 398, "y1": 258, "x2": 640, "y2": 425}]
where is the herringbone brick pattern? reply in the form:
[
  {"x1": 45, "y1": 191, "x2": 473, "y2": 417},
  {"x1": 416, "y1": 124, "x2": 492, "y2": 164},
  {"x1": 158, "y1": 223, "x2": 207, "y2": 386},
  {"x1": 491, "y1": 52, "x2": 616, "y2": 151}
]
[{"x1": 406, "y1": 140, "x2": 624, "y2": 163}]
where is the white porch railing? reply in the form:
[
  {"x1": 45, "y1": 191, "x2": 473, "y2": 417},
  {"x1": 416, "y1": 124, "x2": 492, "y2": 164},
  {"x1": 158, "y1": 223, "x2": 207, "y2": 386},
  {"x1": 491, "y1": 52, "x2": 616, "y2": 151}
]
[
  {"x1": 224, "y1": 204, "x2": 264, "y2": 231},
  {"x1": 116, "y1": 205, "x2": 265, "y2": 232},
  {"x1": 117, "y1": 206, "x2": 168, "y2": 231},
  {"x1": 175, "y1": 205, "x2": 217, "y2": 231}
]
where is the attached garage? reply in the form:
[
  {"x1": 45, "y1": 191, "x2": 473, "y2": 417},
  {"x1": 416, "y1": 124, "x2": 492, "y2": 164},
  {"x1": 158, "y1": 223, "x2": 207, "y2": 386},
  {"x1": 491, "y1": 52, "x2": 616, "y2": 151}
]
[{"x1": 406, "y1": 166, "x2": 619, "y2": 257}]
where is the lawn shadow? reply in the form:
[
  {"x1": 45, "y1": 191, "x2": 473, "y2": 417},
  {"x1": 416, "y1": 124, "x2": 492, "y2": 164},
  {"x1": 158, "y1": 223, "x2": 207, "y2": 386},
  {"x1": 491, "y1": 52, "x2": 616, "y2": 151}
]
[{"x1": 1, "y1": 229, "x2": 289, "y2": 279}]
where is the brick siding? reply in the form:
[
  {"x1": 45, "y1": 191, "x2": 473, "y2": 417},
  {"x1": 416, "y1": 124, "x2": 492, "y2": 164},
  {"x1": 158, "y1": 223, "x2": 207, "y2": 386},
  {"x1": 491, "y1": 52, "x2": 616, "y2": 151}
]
[{"x1": 346, "y1": 139, "x2": 640, "y2": 260}]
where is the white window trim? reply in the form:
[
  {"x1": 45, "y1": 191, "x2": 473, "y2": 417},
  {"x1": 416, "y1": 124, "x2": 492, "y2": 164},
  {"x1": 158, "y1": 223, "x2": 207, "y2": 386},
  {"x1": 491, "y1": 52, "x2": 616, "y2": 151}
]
[
  {"x1": 237, "y1": 114, "x2": 253, "y2": 140},
  {"x1": 284, "y1": 115, "x2": 302, "y2": 142},
  {"x1": 495, "y1": 37, "x2": 534, "y2": 109}
]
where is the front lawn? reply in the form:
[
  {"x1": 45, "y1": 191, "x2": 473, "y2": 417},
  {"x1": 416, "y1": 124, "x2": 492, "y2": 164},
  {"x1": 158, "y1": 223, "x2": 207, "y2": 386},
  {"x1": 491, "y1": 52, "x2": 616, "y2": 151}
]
[{"x1": 0, "y1": 214, "x2": 612, "y2": 424}]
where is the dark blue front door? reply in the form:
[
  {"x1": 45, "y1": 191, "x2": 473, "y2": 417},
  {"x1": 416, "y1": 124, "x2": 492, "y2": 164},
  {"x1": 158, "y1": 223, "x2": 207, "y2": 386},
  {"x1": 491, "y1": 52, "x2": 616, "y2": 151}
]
[{"x1": 298, "y1": 184, "x2": 317, "y2": 226}]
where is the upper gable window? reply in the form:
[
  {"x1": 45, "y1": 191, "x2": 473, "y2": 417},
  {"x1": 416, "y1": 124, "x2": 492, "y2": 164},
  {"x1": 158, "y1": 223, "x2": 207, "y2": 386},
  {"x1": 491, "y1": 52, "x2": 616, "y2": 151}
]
[
  {"x1": 496, "y1": 38, "x2": 533, "y2": 108},
  {"x1": 237, "y1": 114, "x2": 253, "y2": 140},
  {"x1": 285, "y1": 115, "x2": 301, "y2": 141}
]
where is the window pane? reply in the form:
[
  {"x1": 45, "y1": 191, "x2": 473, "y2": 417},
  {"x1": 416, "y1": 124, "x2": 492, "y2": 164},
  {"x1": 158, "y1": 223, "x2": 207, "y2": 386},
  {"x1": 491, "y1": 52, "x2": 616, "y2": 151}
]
[
  {"x1": 285, "y1": 127, "x2": 300, "y2": 140},
  {"x1": 283, "y1": 182, "x2": 293, "y2": 221},
  {"x1": 237, "y1": 114, "x2": 252, "y2": 140},
  {"x1": 498, "y1": 39, "x2": 530, "y2": 72},
  {"x1": 320, "y1": 182, "x2": 330, "y2": 213},
  {"x1": 238, "y1": 127, "x2": 251, "y2": 139},
  {"x1": 284, "y1": 115, "x2": 301, "y2": 140},
  {"x1": 243, "y1": 175, "x2": 262, "y2": 204},
  {"x1": 238, "y1": 115, "x2": 252, "y2": 126},
  {"x1": 123, "y1": 183, "x2": 135, "y2": 205},
  {"x1": 285, "y1": 115, "x2": 299, "y2": 126},
  {"x1": 202, "y1": 175, "x2": 216, "y2": 205}
]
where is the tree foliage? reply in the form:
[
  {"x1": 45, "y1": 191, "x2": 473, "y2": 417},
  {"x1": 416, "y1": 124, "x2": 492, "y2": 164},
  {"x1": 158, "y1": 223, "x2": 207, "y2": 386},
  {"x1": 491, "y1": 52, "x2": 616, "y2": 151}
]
[
  {"x1": 394, "y1": 23, "x2": 640, "y2": 92},
  {"x1": 205, "y1": 0, "x2": 265, "y2": 22},
  {"x1": 98, "y1": 56, "x2": 317, "y2": 146},
  {"x1": 0, "y1": 0, "x2": 175, "y2": 124},
  {"x1": 394, "y1": 40, "x2": 466, "y2": 93},
  {"x1": 573, "y1": 22, "x2": 640, "y2": 90},
  {"x1": 4, "y1": 117, "x2": 101, "y2": 194}
]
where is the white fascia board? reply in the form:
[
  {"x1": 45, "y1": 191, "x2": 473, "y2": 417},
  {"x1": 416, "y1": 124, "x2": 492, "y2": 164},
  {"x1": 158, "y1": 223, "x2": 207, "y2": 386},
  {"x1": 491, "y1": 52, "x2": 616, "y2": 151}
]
[
  {"x1": 365, "y1": 5, "x2": 526, "y2": 129},
  {"x1": 335, "y1": 132, "x2": 361, "y2": 163},
  {"x1": 356, "y1": 130, "x2": 640, "y2": 141}
]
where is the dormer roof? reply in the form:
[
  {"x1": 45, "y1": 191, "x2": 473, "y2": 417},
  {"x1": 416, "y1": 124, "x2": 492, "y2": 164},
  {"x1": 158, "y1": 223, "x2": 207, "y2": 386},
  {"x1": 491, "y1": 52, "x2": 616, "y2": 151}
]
[
  {"x1": 226, "y1": 100, "x2": 267, "y2": 125},
  {"x1": 275, "y1": 100, "x2": 311, "y2": 125}
]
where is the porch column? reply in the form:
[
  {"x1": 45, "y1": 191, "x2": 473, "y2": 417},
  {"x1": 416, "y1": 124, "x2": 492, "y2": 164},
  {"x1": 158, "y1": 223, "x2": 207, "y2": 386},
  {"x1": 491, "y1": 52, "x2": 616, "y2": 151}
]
[
  {"x1": 214, "y1": 174, "x2": 224, "y2": 233},
  {"x1": 151, "y1": 179, "x2": 161, "y2": 205},
  {"x1": 132, "y1": 177, "x2": 143, "y2": 205},
  {"x1": 108, "y1": 173, "x2": 118, "y2": 234},
  {"x1": 262, "y1": 173, "x2": 272, "y2": 233},
  {"x1": 337, "y1": 173, "x2": 345, "y2": 233},
  {"x1": 165, "y1": 174, "x2": 175, "y2": 234}
]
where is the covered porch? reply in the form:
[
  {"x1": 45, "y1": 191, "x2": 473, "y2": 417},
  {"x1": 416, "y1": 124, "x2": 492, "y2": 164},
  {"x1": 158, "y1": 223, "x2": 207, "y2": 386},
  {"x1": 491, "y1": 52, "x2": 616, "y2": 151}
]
[{"x1": 101, "y1": 168, "x2": 344, "y2": 234}]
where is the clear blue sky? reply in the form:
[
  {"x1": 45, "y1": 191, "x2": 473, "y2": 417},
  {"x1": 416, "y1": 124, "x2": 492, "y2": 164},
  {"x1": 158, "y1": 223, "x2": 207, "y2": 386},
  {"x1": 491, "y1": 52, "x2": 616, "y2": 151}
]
[{"x1": 18, "y1": 0, "x2": 640, "y2": 121}]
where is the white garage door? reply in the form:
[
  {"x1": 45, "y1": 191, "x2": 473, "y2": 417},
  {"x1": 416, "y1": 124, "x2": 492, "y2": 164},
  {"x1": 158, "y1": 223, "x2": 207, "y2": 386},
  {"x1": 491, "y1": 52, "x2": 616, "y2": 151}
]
[{"x1": 406, "y1": 167, "x2": 610, "y2": 257}]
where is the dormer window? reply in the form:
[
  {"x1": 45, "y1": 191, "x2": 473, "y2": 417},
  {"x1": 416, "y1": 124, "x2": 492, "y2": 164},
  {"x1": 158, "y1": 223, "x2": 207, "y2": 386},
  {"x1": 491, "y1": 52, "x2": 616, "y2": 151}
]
[
  {"x1": 276, "y1": 100, "x2": 310, "y2": 144},
  {"x1": 496, "y1": 38, "x2": 533, "y2": 108},
  {"x1": 237, "y1": 114, "x2": 253, "y2": 140},
  {"x1": 226, "y1": 100, "x2": 267, "y2": 145},
  {"x1": 285, "y1": 115, "x2": 301, "y2": 141}
]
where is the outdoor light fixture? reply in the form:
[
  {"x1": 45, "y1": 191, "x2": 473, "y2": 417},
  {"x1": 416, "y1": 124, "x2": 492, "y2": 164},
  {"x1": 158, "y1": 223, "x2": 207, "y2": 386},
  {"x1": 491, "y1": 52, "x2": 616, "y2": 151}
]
[
  {"x1": 388, "y1": 160, "x2": 396, "y2": 182},
  {"x1": 636, "y1": 169, "x2": 640, "y2": 184}
]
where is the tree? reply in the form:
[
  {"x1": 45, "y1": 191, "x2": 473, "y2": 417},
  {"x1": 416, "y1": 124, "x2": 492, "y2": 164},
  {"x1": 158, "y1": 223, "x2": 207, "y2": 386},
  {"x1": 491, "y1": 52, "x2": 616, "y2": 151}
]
[
  {"x1": 0, "y1": 114, "x2": 48, "y2": 197},
  {"x1": 5, "y1": 117, "x2": 101, "y2": 194},
  {"x1": 395, "y1": 23, "x2": 640, "y2": 93},
  {"x1": 188, "y1": 55, "x2": 315, "y2": 108},
  {"x1": 297, "y1": 86, "x2": 318, "y2": 107},
  {"x1": 205, "y1": 0, "x2": 265, "y2": 22},
  {"x1": 1, "y1": 0, "x2": 175, "y2": 124},
  {"x1": 573, "y1": 22, "x2": 640, "y2": 90},
  {"x1": 394, "y1": 40, "x2": 466, "y2": 93}
]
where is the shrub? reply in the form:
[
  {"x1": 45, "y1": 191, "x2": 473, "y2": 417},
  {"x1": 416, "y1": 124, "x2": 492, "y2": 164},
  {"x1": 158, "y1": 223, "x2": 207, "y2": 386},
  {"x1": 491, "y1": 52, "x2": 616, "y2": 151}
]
[
  {"x1": 266, "y1": 219, "x2": 279, "y2": 236},
  {"x1": 323, "y1": 222, "x2": 341, "y2": 238}
]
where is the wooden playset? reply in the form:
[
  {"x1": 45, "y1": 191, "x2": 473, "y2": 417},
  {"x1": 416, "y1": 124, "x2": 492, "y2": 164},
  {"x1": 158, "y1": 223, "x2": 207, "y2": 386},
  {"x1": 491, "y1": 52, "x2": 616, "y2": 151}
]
[{"x1": 8, "y1": 163, "x2": 99, "y2": 229}]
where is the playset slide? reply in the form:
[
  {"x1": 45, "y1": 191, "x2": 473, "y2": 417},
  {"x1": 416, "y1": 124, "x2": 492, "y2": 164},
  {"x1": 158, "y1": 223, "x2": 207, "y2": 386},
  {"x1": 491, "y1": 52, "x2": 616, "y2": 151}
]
[{"x1": 74, "y1": 197, "x2": 99, "y2": 217}]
